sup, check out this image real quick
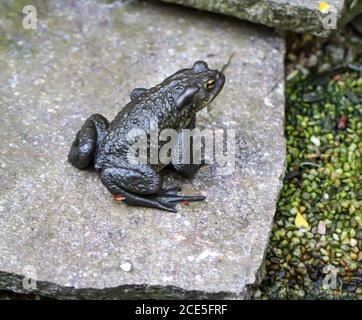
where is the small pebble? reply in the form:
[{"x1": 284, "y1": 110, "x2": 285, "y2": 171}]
[
  {"x1": 317, "y1": 221, "x2": 326, "y2": 235},
  {"x1": 350, "y1": 239, "x2": 357, "y2": 247},
  {"x1": 310, "y1": 136, "x2": 321, "y2": 147},
  {"x1": 120, "y1": 262, "x2": 132, "y2": 272}
]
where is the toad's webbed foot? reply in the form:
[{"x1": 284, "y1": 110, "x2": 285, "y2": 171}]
[
  {"x1": 121, "y1": 188, "x2": 205, "y2": 213},
  {"x1": 149, "y1": 188, "x2": 205, "y2": 212},
  {"x1": 101, "y1": 167, "x2": 205, "y2": 212}
]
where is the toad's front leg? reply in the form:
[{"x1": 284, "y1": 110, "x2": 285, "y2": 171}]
[
  {"x1": 170, "y1": 123, "x2": 206, "y2": 178},
  {"x1": 100, "y1": 164, "x2": 205, "y2": 212}
]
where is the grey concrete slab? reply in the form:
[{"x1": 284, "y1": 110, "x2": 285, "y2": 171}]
[
  {"x1": 0, "y1": 0, "x2": 286, "y2": 299},
  {"x1": 161, "y1": 0, "x2": 362, "y2": 36}
]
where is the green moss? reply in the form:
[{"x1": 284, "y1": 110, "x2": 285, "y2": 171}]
[{"x1": 256, "y1": 28, "x2": 362, "y2": 300}]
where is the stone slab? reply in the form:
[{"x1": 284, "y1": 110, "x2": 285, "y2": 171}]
[
  {"x1": 0, "y1": 0, "x2": 286, "y2": 299},
  {"x1": 161, "y1": 0, "x2": 362, "y2": 36}
]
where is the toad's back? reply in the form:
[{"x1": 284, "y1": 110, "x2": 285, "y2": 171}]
[{"x1": 95, "y1": 77, "x2": 195, "y2": 169}]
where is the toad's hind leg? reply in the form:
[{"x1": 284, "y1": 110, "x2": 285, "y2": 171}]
[
  {"x1": 101, "y1": 166, "x2": 205, "y2": 212},
  {"x1": 68, "y1": 114, "x2": 109, "y2": 170}
]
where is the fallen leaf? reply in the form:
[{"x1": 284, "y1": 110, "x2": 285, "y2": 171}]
[
  {"x1": 337, "y1": 114, "x2": 348, "y2": 130},
  {"x1": 319, "y1": 2, "x2": 331, "y2": 12},
  {"x1": 295, "y1": 209, "x2": 310, "y2": 229}
]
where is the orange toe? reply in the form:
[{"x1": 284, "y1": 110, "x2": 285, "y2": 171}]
[{"x1": 114, "y1": 195, "x2": 126, "y2": 202}]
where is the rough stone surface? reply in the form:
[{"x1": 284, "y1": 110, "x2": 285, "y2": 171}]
[
  {"x1": 161, "y1": 0, "x2": 362, "y2": 36},
  {"x1": 0, "y1": 0, "x2": 286, "y2": 299}
]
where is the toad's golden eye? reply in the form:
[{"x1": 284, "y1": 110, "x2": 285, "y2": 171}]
[{"x1": 206, "y1": 79, "x2": 216, "y2": 90}]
